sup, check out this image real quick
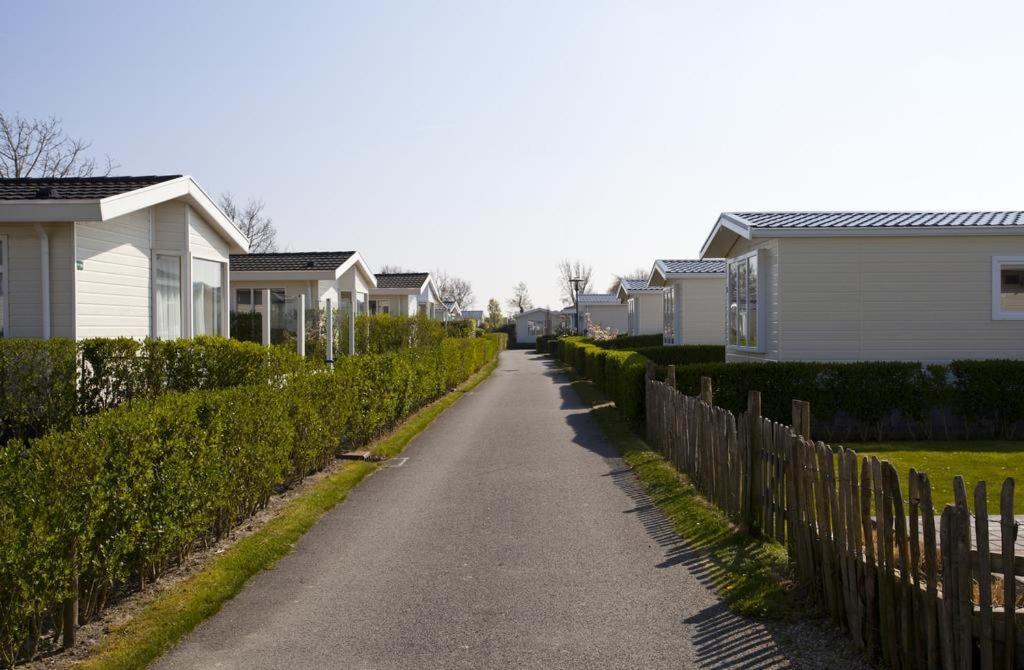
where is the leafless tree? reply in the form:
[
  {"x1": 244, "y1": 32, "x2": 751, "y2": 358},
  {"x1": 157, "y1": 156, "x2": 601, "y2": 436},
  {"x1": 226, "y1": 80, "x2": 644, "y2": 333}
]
[
  {"x1": 507, "y1": 282, "x2": 533, "y2": 314},
  {"x1": 434, "y1": 269, "x2": 474, "y2": 308},
  {"x1": 609, "y1": 266, "x2": 651, "y2": 291},
  {"x1": 378, "y1": 264, "x2": 407, "y2": 274},
  {"x1": 557, "y1": 259, "x2": 593, "y2": 305},
  {"x1": 219, "y1": 192, "x2": 278, "y2": 253},
  {"x1": 0, "y1": 112, "x2": 117, "y2": 178}
]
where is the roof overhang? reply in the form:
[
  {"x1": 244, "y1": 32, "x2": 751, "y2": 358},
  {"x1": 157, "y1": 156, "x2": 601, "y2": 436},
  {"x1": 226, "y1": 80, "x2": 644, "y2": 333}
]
[
  {"x1": 0, "y1": 175, "x2": 249, "y2": 253},
  {"x1": 417, "y1": 276, "x2": 442, "y2": 304},
  {"x1": 649, "y1": 259, "x2": 726, "y2": 284},
  {"x1": 336, "y1": 252, "x2": 377, "y2": 288},
  {"x1": 699, "y1": 214, "x2": 751, "y2": 259},
  {"x1": 700, "y1": 211, "x2": 1024, "y2": 258}
]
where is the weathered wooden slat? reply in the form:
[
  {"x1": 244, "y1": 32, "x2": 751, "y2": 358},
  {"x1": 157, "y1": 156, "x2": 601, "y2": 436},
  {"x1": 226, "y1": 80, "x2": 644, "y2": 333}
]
[
  {"x1": 861, "y1": 459, "x2": 879, "y2": 663},
  {"x1": 920, "y1": 472, "x2": 941, "y2": 670},
  {"x1": 954, "y1": 504, "x2": 972, "y2": 670},
  {"x1": 940, "y1": 505, "x2": 956, "y2": 670},
  {"x1": 887, "y1": 463, "x2": 913, "y2": 670},
  {"x1": 1000, "y1": 478, "x2": 1016, "y2": 670},
  {"x1": 975, "y1": 481, "x2": 994, "y2": 670}
]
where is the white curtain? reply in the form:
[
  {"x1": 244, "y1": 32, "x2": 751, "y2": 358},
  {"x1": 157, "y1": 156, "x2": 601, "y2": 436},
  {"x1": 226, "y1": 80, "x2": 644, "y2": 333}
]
[
  {"x1": 192, "y1": 259, "x2": 223, "y2": 336},
  {"x1": 155, "y1": 255, "x2": 181, "y2": 339}
]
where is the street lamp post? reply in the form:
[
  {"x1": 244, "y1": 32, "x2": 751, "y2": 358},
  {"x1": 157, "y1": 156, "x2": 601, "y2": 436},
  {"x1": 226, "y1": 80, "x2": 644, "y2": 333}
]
[{"x1": 570, "y1": 277, "x2": 583, "y2": 335}]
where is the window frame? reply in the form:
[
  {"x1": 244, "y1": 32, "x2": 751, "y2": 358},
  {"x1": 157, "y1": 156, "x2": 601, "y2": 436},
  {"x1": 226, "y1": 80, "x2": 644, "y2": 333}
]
[
  {"x1": 151, "y1": 250, "x2": 185, "y2": 340},
  {"x1": 190, "y1": 256, "x2": 227, "y2": 337},
  {"x1": 726, "y1": 249, "x2": 767, "y2": 353},
  {"x1": 662, "y1": 285, "x2": 675, "y2": 345},
  {"x1": 992, "y1": 255, "x2": 1024, "y2": 320},
  {"x1": 0, "y1": 234, "x2": 7, "y2": 338}
]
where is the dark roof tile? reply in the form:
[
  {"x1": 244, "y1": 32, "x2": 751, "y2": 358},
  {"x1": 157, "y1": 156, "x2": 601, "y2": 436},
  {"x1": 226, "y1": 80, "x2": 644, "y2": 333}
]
[
  {"x1": 230, "y1": 251, "x2": 354, "y2": 272},
  {"x1": 374, "y1": 272, "x2": 429, "y2": 289},
  {"x1": 0, "y1": 175, "x2": 181, "y2": 200},
  {"x1": 730, "y1": 211, "x2": 1024, "y2": 229}
]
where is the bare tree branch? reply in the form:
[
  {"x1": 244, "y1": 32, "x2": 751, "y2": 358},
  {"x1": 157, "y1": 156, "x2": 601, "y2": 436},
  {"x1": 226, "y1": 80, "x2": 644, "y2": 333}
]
[
  {"x1": 219, "y1": 192, "x2": 279, "y2": 253},
  {"x1": 0, "y1": 112, "x2": 117, "y2": 178},
  {"x1": 506, "y1": 282, "x2": 533, "y2": 314},
  {"x1": 557, "y1": 259, "x2": 593, "y2": 306},
  {"x1": 434, "y1": 268, "x2": 474, "y2": 308},
  {"x1": 378, "y1": 264, "x2": 407, "y2": 274}
]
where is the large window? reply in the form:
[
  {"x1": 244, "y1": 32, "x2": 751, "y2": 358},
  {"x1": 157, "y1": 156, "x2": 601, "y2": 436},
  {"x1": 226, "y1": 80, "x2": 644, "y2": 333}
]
[
  {"x1": 727, "y1": 250, "x2": 764, "y2": 351},
  {"x1": 155, "y1": 254, "x2": 182, "y2": 339},
  {"x1": 0, "y1": 236, "x2": 6, "y2": 337},
  {"x1": 993, "y1": 256, "x2": 1024, "y2": 320},
  {"x1": 663, "y1": 286, "x2": 676, "y2": 344},
  {"x1": 235, "y1": 287, "x2": 285, "y2": 313},
  {"x1": 192, "y1": 258, "x2": 225, "y2": 336}
]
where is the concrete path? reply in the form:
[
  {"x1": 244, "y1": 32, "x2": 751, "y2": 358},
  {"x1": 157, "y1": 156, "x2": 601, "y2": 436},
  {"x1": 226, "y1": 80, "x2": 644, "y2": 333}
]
[{"x1": 156, "y1": 350, "x2": 864, "y2": 670}]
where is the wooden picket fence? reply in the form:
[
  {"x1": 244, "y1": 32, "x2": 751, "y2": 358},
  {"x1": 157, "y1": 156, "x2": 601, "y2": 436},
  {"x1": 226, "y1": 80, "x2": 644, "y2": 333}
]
[{"x1": 645, "y1": 366, "x2": 1023, "y2": 670}]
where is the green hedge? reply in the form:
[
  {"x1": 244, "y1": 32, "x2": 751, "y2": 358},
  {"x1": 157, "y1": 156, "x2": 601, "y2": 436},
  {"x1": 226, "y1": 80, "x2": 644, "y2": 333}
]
[
  {"x1": 0, "y1": 335, "x2": 504, "y2": 665},
  {"x1": 595, "y1": 334, "x2": 663, "y2": 350},
  {"x1": 632, "y1": 344, "x2": 725, "y2": 367},
  {"x1": 556, "y1": 337, "x2": 648, "y2": 421},
  {"x1": 675, "y1": 359, "x2": 1024, "y2": 441},
  {"x1": 0, "y1": 337, "x2": 305, "y2": 445}
]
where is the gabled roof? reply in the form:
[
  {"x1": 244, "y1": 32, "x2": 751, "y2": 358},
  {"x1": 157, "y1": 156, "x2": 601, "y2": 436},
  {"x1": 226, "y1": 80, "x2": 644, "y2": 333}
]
[
  {"x1": 515, "y1": 307, "x2": 555, "y2": 319},
  {"x1": 230, "y1": 251, "x2": 354, "y2": 272},
  {"x1": 701, "y1": 211, "x2": 1024, "y2": 258},
  {"x1": 577, "y1": 293, "x2": 621, "y2": 305},
  {"x1": 374, "y1": 272, "x2": 429, "y2": 290},
  {"x1": 0, "y1": 175, "x2": 180, "y2": 200},
  {"x1": 648, "y1": 259, "x2": 725, "y2": 287},
  {"x1": 230, "y1": 250, "x2": 377, "y2": 287},
  {"x1": 0, "y1": 174, "x2": 248, "y2": 253},
  {"x1": 613, "y1": 277, "x2": 663, "y2": 301}
]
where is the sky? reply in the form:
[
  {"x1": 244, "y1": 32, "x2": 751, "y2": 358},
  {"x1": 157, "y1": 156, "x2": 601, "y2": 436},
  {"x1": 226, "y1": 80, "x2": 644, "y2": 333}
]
[{"x1": 4, "y1": 1, "x2": 1024, "y2": 310}]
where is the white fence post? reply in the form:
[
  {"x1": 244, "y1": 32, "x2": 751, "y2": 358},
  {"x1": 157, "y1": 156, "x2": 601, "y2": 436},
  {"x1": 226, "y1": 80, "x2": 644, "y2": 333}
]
[
  {"x1": 325, "y1": 298, "x2": 334, "y2": 368},
  {"x1": 261, "y1": 289, "x2": 271, "y2": 346},
  {"x1": 348, "y1": 296, "x2": 356, "y2": 356},
  {"x1": 296, "y1": 293, "x2": 306, "y2": 357}
]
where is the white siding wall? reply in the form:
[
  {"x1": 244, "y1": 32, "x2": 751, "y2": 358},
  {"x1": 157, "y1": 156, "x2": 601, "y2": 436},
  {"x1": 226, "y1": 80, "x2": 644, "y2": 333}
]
[
  {"x1": 1, "y1": 223, "x2": 75, "y2": 338},
  {"x1": 680, "y1": 276, "x2": 726, "y2": 345},
  {"x1": 634, "y1": 293, "x2": 663, "y2": 335},
  {"x1": 777, "y1": 235, "x2": 1024, "y2": 362},
  {"x1": 724, "y1": 237, "x2": 781, "y2": 362},
  {"x1": 188, "y1": 205, "x2": 230, "y2": 262},
  {"x1": 75, "y1": 210, "x2": 152, "y2": 338},
  {"x1": 153, "y1": 202, "x2": 187, "y2": 251}
]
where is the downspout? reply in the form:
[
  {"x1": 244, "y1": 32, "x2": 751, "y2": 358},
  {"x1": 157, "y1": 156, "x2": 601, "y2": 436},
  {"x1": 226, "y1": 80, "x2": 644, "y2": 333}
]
[{"x1": 33, "y1": 223, "x2": 51, "y2": 339}]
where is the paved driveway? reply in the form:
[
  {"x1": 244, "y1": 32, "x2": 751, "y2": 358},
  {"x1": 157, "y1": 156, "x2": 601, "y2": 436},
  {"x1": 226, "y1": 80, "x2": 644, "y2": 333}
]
[{"x1": 156, "y1": 349, "x2": 864, "y2": 669}]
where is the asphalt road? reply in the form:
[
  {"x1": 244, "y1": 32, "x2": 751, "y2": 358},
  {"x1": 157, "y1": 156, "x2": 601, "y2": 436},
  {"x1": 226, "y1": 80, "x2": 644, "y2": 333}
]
[{"x1": 156, "y1": 349, "x2": 858, "y2": 670}]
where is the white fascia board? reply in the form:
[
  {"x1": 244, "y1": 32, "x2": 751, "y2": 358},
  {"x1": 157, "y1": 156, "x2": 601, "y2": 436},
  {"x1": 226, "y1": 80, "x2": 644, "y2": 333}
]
[
  {"x1": 335, "y1": 252, "x2": 377, "y2": 288},
  {"x1": 422, "y1": 277, "x2": 442, "y2": 303},
  {"x1": 699, "y1": 214, "x2": 751, "y2": 259},
  {"x1": 98, "y1": 176, "x2": 249, "y2": 253},
  {"x1": 647, "y1": 262, "x2": 668, "y2": 287},
  {"x1": 231, "y1": 270, "x2": 336, "y2": 281},
  {"x1": 517, "y1": 307, "x2": 552, "y2": 318},
  {"x1": 0, "y1": 201, "x2": 101, "y2": 222}
]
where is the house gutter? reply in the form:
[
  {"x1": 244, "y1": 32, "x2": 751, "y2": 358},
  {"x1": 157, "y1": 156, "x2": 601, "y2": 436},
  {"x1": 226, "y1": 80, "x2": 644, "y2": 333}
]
[{"x1": 32, "y1": 223, "x2": 51, "y2": 339}]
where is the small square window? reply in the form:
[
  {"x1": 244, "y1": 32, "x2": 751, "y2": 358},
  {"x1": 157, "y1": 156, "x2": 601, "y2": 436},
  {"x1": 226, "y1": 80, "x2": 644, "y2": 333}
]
[{"x1": 993, "y1": 257, "x2": 1024, "y2": 320}]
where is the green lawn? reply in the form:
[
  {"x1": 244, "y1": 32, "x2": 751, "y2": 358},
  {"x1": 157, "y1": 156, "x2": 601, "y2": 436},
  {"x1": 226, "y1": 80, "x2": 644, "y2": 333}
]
[{"x1": 847, "y1": 441, "x2": 1024, "y2": 512}]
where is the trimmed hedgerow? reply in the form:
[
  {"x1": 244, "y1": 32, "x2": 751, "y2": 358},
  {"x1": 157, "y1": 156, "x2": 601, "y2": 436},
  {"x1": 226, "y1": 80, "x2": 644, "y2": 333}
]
[
  {"x1": 594, "y1": 334, "x2": 663, "y2": 350},
  {"x1": 0, "y1": 337, "x2": 305, "y2": 445},
  {"x1": 556, "y1": 337, "x2": 648, "y2": 421},
  {"x1": 632, "y1": 344, "x2": 725, "y2": 367},
  {"x1": 0, "y1": 334, "x2": 505, "y2": 666},
  {"x1": 674, "y1": 360, "x2": 1024, "y2": 441}
]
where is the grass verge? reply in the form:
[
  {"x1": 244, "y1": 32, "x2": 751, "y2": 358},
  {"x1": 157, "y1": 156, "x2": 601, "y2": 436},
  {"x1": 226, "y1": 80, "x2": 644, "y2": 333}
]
[
  {"x1": 566, "y1": 370, "x2": 807, "y2": 621},
  {"x1": 848, "y1": 440, "x2": 1023, "y2": 510},
  {"x1": 77, "y1": 356, "x2": 501, "y2": 670}
]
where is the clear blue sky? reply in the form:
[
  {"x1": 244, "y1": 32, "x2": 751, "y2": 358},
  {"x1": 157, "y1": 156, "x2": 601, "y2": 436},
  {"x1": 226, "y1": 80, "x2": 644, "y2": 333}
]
[{"x1": 5, "y1": 1, "x2": 1024, "y2": 309}]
